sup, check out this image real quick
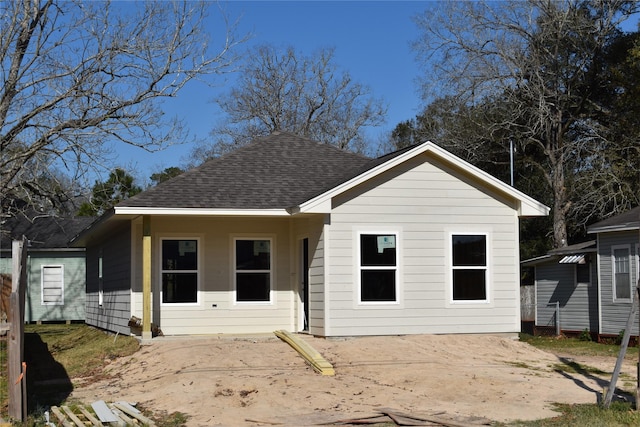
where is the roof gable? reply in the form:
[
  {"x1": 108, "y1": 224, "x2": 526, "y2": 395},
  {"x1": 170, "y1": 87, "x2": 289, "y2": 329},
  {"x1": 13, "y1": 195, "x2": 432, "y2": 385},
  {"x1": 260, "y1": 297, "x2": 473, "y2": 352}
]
[{"x1": 297, "y1": 141, "x2": 549, "y2": 217}]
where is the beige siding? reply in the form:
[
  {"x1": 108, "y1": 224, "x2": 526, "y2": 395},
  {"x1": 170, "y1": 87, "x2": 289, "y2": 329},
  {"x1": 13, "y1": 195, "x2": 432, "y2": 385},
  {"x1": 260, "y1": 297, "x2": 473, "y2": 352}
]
[
  {"x1": 325, "y1": 155, "x2": 521, "y2": 336},
  {"x1": 131, "y1": 217, "x2": 299, "y2": 335}
]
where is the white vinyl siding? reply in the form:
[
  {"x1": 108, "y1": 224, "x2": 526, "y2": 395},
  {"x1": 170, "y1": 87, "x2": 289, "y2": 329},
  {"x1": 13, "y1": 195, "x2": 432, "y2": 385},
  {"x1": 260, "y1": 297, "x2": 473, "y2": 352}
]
[
  {"x1": 130, "y1": 218, "x2": 293, "y2": 336},
  {"x1": 42, "y1": 265, "x2": 64, "y2": 305},
  {"x1": 326, "y1": 155, "x2": 520, "y2": 336}
]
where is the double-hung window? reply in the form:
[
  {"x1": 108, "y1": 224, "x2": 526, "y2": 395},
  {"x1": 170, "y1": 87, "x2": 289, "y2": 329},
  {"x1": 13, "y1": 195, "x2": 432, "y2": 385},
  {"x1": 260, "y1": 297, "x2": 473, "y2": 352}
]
[
  {"x1": 235, "y1": 238, "x2": 272, "y2": 302},
  {"x1": 161, "y1": 239, "x2": 199, "y2": 304},
  {"x1": 451, "y1": 233, "x2": 488, "y2": 302},
  {"x1": 42, "y1": 265, "x2": 64, "y2": 305},
  {"x1": 359, "y1": 233, "x2": 398, "y2": 303},
  {"x1": 612, "y1": 246, "x2": 631, "y2": 301}
]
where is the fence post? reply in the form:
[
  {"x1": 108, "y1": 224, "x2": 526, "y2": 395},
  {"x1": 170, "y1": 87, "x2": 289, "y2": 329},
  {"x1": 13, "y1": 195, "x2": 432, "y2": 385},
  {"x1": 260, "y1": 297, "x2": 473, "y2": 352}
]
[
  {"x1": 8, "y1": 238, "x2": 27, "y2": 421},
  {"x1": 555, "y1": 301, "x2": 560, "y2": 336}
]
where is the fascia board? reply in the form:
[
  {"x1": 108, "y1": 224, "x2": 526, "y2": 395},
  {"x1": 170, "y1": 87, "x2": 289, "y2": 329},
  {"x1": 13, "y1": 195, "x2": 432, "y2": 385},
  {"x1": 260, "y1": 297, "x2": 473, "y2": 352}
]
[
  {"x1": 113, "y1": 206, "x2": 292, "y2": 217},
  {"x1": 298, "y1": 141, "x2": 550, "y2": 217},
  {"x1": 587, "y1": 224, "x2": 640, "y2": 234}
]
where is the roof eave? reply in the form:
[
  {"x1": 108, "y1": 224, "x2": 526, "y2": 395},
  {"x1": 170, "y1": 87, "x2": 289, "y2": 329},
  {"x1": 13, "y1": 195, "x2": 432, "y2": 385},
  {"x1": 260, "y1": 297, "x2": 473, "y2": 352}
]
[
  {"x1": 113, "y1": 206, "x2": 292, "y2": 217},
  {"x1": 587, "y1": 223, "x2": 640, "y2": 234}
]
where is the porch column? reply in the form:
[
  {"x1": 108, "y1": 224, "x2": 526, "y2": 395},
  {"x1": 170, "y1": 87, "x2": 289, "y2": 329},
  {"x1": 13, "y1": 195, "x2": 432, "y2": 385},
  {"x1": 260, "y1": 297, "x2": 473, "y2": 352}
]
[{"x1": 142, "y1": 215, "x2": 152, "y2": 340}]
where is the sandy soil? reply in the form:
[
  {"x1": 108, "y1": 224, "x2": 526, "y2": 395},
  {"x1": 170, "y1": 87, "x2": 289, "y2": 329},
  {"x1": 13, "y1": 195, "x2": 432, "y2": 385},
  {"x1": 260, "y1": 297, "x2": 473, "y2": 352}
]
[{"x1": 70, "y1": 334, "x2": 638, "y2": 426}]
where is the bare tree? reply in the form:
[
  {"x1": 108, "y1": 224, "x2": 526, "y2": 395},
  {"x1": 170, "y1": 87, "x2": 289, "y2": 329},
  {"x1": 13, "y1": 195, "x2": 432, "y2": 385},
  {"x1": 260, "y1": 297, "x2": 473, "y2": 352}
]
[
  {"x1": 0, "y1": 0, "x2": 243, "y2": 217},
  {"x1": 196, "y1": 44, "x2": 387, "y2": 159},
  {"x1": 412, "y1": 0, "x2": 639, "y2": 248}
]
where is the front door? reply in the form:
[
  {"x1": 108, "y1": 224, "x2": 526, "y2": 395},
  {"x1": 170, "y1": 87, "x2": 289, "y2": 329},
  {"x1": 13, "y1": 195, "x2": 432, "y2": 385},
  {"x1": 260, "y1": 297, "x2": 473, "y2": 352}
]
[{"x1": 299, "y1": 238, "x2": 309, "y2": 331}]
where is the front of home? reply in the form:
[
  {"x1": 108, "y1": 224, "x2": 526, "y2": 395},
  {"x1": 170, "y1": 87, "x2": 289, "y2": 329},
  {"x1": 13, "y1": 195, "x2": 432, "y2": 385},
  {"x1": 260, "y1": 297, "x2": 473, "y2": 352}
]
[{"x1": 73, "y1": 132, "x2": 549, "y2": 338}]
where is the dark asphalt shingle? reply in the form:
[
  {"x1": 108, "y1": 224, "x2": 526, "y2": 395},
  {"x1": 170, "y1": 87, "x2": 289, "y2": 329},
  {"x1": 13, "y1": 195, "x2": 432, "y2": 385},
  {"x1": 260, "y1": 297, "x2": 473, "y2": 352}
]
[{"x1": 118, "y1": 132, "x2": 381, "y2": 210}]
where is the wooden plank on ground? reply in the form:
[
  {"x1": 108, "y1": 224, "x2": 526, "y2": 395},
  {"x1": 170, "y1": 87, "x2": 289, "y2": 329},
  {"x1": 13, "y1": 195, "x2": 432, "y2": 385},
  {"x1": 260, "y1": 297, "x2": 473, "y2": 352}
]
[
  {"x1": 51, "y1": 406, "x2": 74, "y2": 427},
  {"x1": 78, "y1": 405, "x2": 103, "y2": 426},
  {"x1": 61, "y1": 405, "x2": 85, "y2": 427},
  {"x1": 113, "y1": 401, "x2": 156, "y2": 426},
  {"x1": 274, "y1": 330, "x2": 335, "y2": 375},
  {"x1": 109, "y1": 404, "x2": 134, "y2": 425}
]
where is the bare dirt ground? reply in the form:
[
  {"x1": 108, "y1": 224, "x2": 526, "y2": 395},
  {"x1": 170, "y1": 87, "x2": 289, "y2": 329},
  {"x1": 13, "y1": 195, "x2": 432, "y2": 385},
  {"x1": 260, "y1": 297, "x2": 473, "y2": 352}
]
[{"x1": 70, "y1": 334, "x2": 638, "y2": 426}]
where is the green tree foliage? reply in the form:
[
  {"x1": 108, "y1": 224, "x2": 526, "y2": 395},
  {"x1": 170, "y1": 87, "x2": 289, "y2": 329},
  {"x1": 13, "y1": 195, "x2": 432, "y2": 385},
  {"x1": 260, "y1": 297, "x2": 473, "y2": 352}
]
[
  {"x1": 150, "y1": 167, "x2": 184, "y2": 186},
  {"x1": 77, "y1": 169, "x2": 141, "y2": 216},
  {"x1": 410, "y1": 0, "x2": 640, "y2": 248}
]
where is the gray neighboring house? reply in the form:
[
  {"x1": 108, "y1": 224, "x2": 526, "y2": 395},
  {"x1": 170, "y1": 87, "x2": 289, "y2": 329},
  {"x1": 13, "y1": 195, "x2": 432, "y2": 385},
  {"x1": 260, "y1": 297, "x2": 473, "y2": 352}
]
[
  {"x1": 587, "y1": 206, "x2": 640, "y2": 339},
  {"x1": 522, "y1": 240, "x2": 598, "y2": 337},
  {"x1": 523, "y1": 206, "x2": 640, "y2": 340},
  {"x1": 0, "y1": 213, "x2": 94, "y2": 323},
  {"x1": 73, "y1": 132, "x2": 548, "y2": 338}
]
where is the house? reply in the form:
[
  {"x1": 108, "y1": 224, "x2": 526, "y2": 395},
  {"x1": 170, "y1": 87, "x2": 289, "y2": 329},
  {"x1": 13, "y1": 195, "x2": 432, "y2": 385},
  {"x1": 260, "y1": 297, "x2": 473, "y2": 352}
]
[
  {"x1": 521, "y1": 240, "x2": 598, "y2": 337},
  {"x1": 72, "y1": 132, "x2": 549, "y2": 338},
  {"x1": 523, "y1": 206, "x2": 640, "y2": 340},
  {"x1": 0, "y1": 212, "x2": 93, "y2": 323},
  {"x1": 587, "y1": 206, "x2": 640, "y2": 339}
]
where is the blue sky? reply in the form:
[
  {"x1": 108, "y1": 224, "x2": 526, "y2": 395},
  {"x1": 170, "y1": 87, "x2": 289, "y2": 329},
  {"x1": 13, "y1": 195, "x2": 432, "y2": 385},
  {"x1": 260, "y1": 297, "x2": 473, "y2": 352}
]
[{"x1": 116, "y1": 1, "x2": 432, "y2": 183}]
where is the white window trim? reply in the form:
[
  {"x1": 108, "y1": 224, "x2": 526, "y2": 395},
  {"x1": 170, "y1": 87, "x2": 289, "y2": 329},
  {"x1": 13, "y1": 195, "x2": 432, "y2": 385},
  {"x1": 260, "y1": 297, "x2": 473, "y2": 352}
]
[
  {"x1": 233, "y1": 236, "x2": 274, "y2": 305},
  {"x1": 448, "y1": 231, "x2": 490, "y2": 304},
  {"x1": 356, "y1": 230, "x2": 400, "y2": 306},
  {"x1": 41, "y1": 264, "x2": 64, "y2": 306},
  {"x1": 612, "y1": 244, "x2": 632, "y2": 303},
  {"x1": 159, "y1": 236, "x2": 201, "y2": 306}
]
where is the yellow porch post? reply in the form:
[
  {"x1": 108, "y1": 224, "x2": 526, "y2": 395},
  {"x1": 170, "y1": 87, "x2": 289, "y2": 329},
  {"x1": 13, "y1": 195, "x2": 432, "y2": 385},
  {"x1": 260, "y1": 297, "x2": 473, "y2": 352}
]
[{"x1": 142, "y1": 215, "x2": 152, "y2": 340}]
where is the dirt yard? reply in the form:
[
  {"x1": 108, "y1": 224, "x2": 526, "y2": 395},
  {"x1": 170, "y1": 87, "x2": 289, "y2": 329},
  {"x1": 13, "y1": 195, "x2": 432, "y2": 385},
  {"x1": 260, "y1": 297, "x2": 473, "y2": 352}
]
[{"x1": 69, "y1": 334, "x2": 637, "y2": 426}]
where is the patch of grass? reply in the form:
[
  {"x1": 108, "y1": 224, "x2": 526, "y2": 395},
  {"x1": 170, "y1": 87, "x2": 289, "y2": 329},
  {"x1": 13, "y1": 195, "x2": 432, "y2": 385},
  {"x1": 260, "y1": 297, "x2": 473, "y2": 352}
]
[
  {"x1": 25, "y1": 323, "x2": 139, "y2": 378},
  {"x1": 519, "y1": 333, "x2": 637, "y2": 360},
  {"x1": 550, "y1": 360, "x2": 608, "y2": 376},
  {"x1": 503, "y1": 402, "x2": 640, "y2": 426}
]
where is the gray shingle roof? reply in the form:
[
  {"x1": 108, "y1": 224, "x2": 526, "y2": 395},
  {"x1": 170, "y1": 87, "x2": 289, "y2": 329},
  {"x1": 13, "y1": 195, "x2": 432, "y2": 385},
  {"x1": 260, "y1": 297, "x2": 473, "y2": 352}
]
[
  {"x1": 587, "y1": 206, "x2": 640, "y2": 233},
  {"x1": 0, "y1": 213, "x2": 94, "y2": 249},
  {"x1": 118, "y1": 132, "x2": 376, "y2": 210}
]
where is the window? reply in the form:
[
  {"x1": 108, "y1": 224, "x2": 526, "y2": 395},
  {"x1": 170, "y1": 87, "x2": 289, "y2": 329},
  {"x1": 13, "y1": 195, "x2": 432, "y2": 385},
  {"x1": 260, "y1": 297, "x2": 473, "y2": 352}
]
[
  {"x1": 161, "y1": 239, "x2": 198, "y2": 304},
  {"x1": 98, "y1": 250, "x2": 104, "y2": 306},
  {"x1": 42, "y1": 265, "x2": 63, "y2": 305},
  {"x1": 359, "y1": 233, "x2": 397, "y2": 302},
  {"x1": 235, "y1": 239, "x2": 271, "y2": 302},
  {"x1": 451, "y1": 234, "x2": 488, "y2": 302},
  {"x1": 613, "y1": 246, "x2": 631, "y2": 301},
  {"x1": 576, "y1": 262, "x2": 590, "y2": 285}
]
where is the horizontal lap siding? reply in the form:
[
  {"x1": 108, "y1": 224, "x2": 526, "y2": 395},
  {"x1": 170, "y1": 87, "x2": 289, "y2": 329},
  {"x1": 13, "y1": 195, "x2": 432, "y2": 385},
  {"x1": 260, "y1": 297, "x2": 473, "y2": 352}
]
[
  {"x1": 131, "y1": 217, "x2": 297, "y2": 336},
  {"x1": 535, "y1": 262, "x2": 598, "y2": 333},
  {"x1": 598, "y1": 231, "x2": 639, "y2": 335},
  {"x1": 25, "y1": 252, "x2": 86, "y2": 322},
  {"x1": 86, "y1": 223, "x2": 132, "y2": 335},
  {"x1": 326, "y1": 155, "x2": 521, "y2": 336}
]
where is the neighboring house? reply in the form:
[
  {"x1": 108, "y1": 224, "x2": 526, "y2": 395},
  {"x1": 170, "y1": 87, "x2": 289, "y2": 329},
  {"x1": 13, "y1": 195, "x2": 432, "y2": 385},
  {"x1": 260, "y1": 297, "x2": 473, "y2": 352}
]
[
  {"x1": 72, "y1": 132, "x2": 549, "y2": 338},
  {"x1": 523, "y1": 206, "x2": 640, "y2": 340},
  {"x1": 587, "y1": 206, "x2": 640, "y2": 339},
  {"x1": 0, "y1": 213, "x2": 93, "y2": 323},
  {"x1": 522, "y1": 240, "x2": 598, "y2": 337}
]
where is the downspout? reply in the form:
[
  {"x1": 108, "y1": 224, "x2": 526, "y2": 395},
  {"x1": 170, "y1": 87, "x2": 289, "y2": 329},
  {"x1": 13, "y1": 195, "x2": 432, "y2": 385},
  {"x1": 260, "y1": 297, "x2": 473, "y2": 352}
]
[{"x1": 142, "y1": 215, "x2": 152, "y2": 340}]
